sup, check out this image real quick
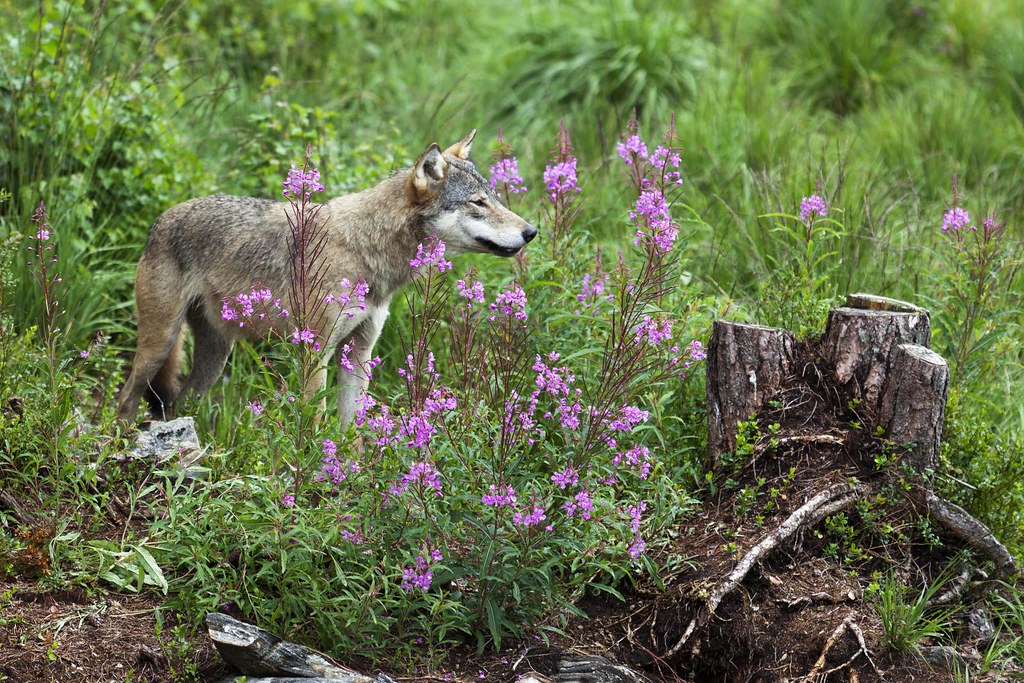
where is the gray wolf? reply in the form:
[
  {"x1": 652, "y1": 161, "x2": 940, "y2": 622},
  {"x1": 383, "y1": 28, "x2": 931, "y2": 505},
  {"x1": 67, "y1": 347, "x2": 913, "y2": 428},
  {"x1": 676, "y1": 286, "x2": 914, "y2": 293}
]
[{"x1": 116, "y1": 130, "x2": 536, "y2": 426}]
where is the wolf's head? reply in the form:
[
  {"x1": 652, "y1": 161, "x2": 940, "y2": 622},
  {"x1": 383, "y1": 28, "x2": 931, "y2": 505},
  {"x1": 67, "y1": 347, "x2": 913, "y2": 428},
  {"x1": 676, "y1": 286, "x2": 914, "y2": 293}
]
[{"x1": 410, "y1": 130, "x2": 537, "y2": 257}]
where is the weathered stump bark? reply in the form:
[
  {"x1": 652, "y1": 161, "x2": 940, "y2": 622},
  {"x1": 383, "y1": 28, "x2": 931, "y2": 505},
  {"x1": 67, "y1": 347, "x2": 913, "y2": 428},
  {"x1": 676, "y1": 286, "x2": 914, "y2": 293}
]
[
  {"x1": 706, "y1": 321, "x2": 795, "y2": 468},
  {"x1": 820, "y1": 294, "x2": 931, "y2": 408},
  {"x1": 877, "y1": 344, "x2": 949, "y2": 472}
]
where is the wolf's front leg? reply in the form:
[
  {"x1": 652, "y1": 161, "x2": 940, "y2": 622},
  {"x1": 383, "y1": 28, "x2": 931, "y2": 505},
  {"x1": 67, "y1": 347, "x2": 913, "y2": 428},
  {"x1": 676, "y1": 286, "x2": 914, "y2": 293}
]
[{"x1": 337, "y1": 304, "x2": 390, "y2": 428}]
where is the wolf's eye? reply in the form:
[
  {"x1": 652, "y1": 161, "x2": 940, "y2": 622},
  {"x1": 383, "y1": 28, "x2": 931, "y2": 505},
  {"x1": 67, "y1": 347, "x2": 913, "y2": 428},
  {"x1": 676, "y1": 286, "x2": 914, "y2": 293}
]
[{"x1": 471, "y1": 198, "x2": 488, "y2": 208}]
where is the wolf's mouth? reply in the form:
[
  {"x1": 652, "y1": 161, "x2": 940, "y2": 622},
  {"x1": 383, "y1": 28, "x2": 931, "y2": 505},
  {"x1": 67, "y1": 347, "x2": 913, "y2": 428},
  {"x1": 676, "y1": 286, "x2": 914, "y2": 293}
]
[{"x1": 475, "y1": 237, "x2": 522, "y2": 257}]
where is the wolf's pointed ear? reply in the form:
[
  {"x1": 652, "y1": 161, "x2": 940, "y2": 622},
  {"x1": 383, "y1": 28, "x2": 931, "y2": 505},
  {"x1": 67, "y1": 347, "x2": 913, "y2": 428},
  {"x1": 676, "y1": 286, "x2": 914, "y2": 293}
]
[
  {"x1": 443, "y1": 129, "x2": 477, "y2": 160},
  {"x1": 412, "y1": 143, "x2": 449, "y2": 198}
]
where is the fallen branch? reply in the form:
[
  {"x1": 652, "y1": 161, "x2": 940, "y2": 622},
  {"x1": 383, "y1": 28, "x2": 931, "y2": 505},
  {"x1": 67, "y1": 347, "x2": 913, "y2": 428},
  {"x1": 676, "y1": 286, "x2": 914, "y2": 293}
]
[{"x1": 662, "y1": 482, "x2": 867, "y2": 658}]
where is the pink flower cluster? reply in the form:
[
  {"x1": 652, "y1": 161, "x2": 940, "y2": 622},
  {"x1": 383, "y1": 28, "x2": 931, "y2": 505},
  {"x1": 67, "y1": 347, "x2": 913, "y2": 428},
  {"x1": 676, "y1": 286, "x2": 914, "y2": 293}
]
[
  {"x1": 456, "y1": 278, "x2": 485, "y2": 306},
  {"x1": 543, "y1": 157, "x2": 580, "y2": 202},
  {"x1": 616, "y1": 135, "x2": 649, "y2": 164},
  {"x1": 324, "y1": 278, "x2": 370, "y2": 318},
  {"x1": 626, "y1": 501, "x2": 647, "y2": 559},
  {"x1": 799, "y1": 194, "x2": 828, "y2": 223},
  {"x1": 389, "y1": 461, "x2": 443, "y2": 498},
  {"x1": 635, "y1": 315, "x2": 672, "y2": 345},
  {"x1": 401, "y1": 549, "x2": 443, "y2": 593},
  {"x1": 942, "y1": 207, "x2": 973, "y2": 233},
  {"x1": 221, "y1": 287, "x2": 289, "y2": 327},
  {"x1": 489, "y1": 284, "x2": 527, "y2": 321},
  {"x1": 283, "y1": 165, "x2": 324, "y2": 198},
  {"x1": 482, "y1": 484, "x2": 517, "y2": 508},
  {"x1": 410, "y1": 238, "x2": 452, "y2": 273},
  {"x1": 489, "y1": 157, "x2": 528, "y2": 197},
  {"x1": 631, "y1": 188, "x2": 677, "y2": 254},
  {"x1": 320, "y1": 439, "x2": 361, "y2": 485}
]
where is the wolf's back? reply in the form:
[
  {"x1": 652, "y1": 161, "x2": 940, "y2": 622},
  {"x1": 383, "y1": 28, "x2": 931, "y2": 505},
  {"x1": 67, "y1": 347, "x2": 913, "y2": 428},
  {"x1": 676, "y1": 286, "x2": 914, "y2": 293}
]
[{"x1": 141, "y1": 195, "x2": 293, "y2": 294}]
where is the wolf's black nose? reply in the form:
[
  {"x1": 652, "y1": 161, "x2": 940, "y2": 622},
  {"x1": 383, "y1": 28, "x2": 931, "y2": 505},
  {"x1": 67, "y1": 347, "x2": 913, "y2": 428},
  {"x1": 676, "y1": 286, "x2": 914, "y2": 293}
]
[{"x1": 522, "y1": 225, "x2": 538, "y2": 243}]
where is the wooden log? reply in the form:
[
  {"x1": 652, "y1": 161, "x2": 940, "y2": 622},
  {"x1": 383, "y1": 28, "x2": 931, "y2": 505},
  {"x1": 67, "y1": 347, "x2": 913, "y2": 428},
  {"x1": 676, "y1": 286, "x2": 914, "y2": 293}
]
[
  {"x1": 706, "y1": 320, "x2": 796, "y2": 468},
  {"x1": 206, "y1": 613, "x2": 374, "y2": 682},
  {"x1": 820, "y1": 297, "x2": 930, "y2": 408},
  {"x1": 877, "y1": 344, "x2": 949, "y2": 472}
]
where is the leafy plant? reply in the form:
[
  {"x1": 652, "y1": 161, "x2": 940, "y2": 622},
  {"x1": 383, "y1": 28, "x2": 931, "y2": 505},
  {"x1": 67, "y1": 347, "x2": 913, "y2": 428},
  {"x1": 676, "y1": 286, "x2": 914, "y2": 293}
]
[{"x1": 874, "y1": 566, "x2": 961, "y2": 654}]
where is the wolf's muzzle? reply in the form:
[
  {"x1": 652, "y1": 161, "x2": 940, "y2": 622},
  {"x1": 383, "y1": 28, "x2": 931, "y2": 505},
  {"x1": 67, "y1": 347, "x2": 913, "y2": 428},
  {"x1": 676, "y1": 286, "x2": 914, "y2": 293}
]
[{"x1": 522, "y1": 225, "x2": 538, "y2": 243}]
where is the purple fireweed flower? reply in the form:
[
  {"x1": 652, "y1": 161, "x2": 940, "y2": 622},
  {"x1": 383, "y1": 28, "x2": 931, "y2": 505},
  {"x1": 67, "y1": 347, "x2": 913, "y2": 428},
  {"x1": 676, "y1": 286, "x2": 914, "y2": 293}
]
[
  {"x1": 628, "y1": 538, "x2": 646, "y2": 559},
  {"x1": 410, "y1": 238, "x2": 452, "y2": 272},
  {"x1": 400, "y1": 413, "x2": 437, "y2": 449},
  {"x1": 634, "y1": 315, "x2": 672, "y2": 345},
  {"x1": 617, "y1": 134, "x2": 649, "y2": 164},
  {"x1": 401, "y1": 554, "x2": 434, "y2": 593},
  {"x1": 650, "y1": 145, "x2": 683, "y2": 186},
  {"x1": 631, "y1": 189, "x2": 677, "y2": 253},
  {"x1": 322, "y1": 439, "x2": 337, "y2": 458},
  {"x1": 482, "y1": 484, "x2": 517, "y2": 508},
  {"x1": 324, "y1": 278, "x2": 370, "y2": 318},
  {"x1": 221, "y1": 287, "x2": 286, "y2": 327},
  {"x1": 503, "y1": 390, "x2": 539, "y2": 444},
  {"x1": 488, "y1": 284, "x2": 527, "y2": 321},
  {"x1": 563, "y1": 488, "x2": 594, "y2": 520},
  {"x1": 281, "y1": 494, "x2": 296, "y2": 508},
  {"x1": 457, "y1": 278, "x2": 485, "y2": 305},
  {"x1": 389, "y1": 461, "x2": 443, "y2": 498},
  {"x1": 612, "y1": 445, "x2": 653, "y2": 479},
  {"x1": 291, "y1": 327, "x2": 317, "y2": 345},
  {"x1": 551, "y1": 464, "x2": 579, "y2": 489},
  {"x1": 247, "y1": 400, "x2": 264, "y2": 416},
  {"x1": 543, "y1": 157, "x2": 580, "y2": 201},
  {"x1": 322, "y1": 454, "x2": 360, "y2": 485},
  {"x1": 338, "y1": 342, "x2": 355, "y2": 373},
  {"x1": 942, "y1": 207, "x2": 973, "y2": 233},
  {"x1": 355, "y1": 395, "x2": 400, "y2": 446},
  {"x1": 532, "y1": 353, "x2": 574, "y2": 397},
  {"x1": 489, "y1": 157, "x2": 528, "y2": 196},
  {"x1": 799, "y1": 194, "x2": 828, "y2": 223},
  {"x1": 423, "y1": 386, "x2": 458, "y2": 416},
  {"x1": 397, "y1": 351, "x2": 440, "y2": 381},
  {"x1": 556, "y1": 399, "x2": 584, "y2": 430},
  {"x1": 688, "y1": 339, "x2": 706, "y2": 361},
  {"x1": 283, "y1": 165, "x2": 324, "y2": 198},
  {"x1": 513, "y1": 504, "x2": 547, "y2": 528},
  {"x1": 608, "y1": 405, "x2": 650, "y2": 432}
]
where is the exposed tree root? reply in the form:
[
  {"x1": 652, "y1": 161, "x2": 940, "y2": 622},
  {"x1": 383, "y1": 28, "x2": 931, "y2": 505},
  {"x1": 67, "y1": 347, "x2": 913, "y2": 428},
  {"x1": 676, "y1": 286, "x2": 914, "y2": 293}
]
[
  {"x1": 918, "y1": 490, "x2": 1017, "y2": 581},
  {"x1": 661, "y1": 482, "x2": 867, "y2": 659},
  {"x1": 800, "y1": 614, "x2": 877, "y2": 682}
]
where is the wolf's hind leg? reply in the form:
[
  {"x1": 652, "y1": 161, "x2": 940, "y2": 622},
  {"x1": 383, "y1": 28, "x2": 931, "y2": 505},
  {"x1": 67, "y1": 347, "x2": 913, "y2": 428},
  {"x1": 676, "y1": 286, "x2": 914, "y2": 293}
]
[
  {"x1": 177, "y1": 302, "x2": 233, "y2": 405},
  {"x1": 117, "y1": 298, "x2": 188, "y2": 422}
]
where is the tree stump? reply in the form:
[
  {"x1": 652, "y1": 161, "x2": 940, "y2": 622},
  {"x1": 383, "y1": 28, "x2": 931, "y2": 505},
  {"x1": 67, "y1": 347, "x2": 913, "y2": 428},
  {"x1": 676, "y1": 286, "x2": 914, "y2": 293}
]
[
  {"x1": 877, "y1": 344, "x2": 949, "y2": 472},
  {"x1": 706, "y1": 320, "x2": 796, "y2": 468},
  {"x1": 820, "y1": 293, "x2": 931, "y2": 408}
]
